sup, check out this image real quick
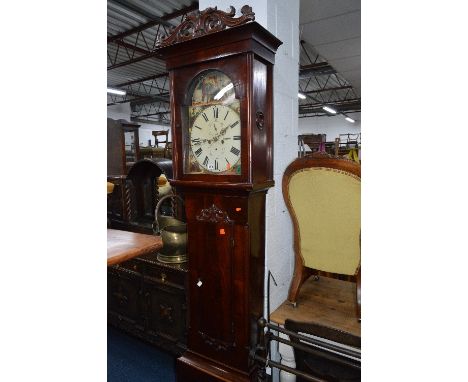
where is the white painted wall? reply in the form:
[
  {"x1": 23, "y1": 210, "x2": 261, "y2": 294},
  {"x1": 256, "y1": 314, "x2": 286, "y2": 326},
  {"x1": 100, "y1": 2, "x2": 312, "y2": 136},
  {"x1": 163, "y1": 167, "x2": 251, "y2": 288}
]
[
  {"x1": 200, "y1": 0, "x2": 300, "y2": 314},
  {"x1": 298, "y1": 112, "x2": 361, "y2": 142},
  {"x1": 107, "y1": 103, "x2": 170, "y2": 147}
]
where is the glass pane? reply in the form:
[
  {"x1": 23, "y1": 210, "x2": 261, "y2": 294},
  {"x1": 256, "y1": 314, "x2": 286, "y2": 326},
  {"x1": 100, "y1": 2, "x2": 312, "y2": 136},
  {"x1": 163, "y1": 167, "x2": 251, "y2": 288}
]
[
  {"x1": 183, "y1": 70, "x2": 241, "y2": 176},
  {"x1": 124, "y1": 130, "x2": 136, "y2": 164}
]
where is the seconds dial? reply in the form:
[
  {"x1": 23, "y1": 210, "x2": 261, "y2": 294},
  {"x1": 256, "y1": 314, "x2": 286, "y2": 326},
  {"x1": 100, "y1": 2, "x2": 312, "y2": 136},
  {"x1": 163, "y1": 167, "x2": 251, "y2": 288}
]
[{"x1": 190, "y1": 104, "x2": 241, "y2": 173}]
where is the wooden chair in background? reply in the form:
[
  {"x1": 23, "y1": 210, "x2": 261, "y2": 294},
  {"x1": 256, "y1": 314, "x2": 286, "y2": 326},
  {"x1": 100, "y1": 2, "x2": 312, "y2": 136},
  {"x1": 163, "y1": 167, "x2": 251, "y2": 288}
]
[
  {"x1": 298, "y1": 134, "x2": 326, "y2": 157},
  {"x1": 152, "y1": 130, "x2": 169, "y2": 148},
  {"x1": 283, "y1": 152, "x2": 361, "y2": 319},
  {"x1": 139, "y1": 131, "x2": 172, "y2": 159}
]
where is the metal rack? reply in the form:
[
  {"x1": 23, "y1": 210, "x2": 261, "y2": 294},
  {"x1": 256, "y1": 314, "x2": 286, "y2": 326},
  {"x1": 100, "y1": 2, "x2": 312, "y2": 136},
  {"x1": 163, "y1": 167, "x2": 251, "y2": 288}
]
[{"x1": 251, "y1": 318, "x2": 361, "y2": 382}]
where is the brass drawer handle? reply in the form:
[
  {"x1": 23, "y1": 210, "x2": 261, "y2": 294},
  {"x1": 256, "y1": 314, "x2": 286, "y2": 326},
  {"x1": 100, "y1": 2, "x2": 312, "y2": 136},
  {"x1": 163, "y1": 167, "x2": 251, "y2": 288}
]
[{"x1": 161, "y1": 273, "x2": 167, "y2": 283}]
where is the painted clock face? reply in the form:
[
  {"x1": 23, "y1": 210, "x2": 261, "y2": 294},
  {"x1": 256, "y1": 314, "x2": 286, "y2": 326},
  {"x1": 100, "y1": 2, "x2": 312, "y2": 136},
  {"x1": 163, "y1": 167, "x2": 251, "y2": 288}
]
[
  {"x1": 190, "y1": 104, "x2": 241, "y2": 173},
  {"x1": 184, "y1": 70, "x2": 241, "y2": 175}
]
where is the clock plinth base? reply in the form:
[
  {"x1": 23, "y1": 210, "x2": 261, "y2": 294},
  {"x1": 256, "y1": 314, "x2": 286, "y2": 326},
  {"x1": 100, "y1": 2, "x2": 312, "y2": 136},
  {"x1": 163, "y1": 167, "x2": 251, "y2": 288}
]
[{"x1": 176, "y1": 351, "x2": 255, "y2": 382}]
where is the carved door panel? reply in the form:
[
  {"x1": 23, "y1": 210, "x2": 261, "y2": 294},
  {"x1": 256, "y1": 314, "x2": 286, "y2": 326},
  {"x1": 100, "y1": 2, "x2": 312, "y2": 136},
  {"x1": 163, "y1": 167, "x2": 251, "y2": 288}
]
[
  {"x1": 107, "y1": 269, "x2": 142, "y2": 324},
  {"x1": 188, "y1": 204, "x2": 236, "y2": 354},
  {"x1": 145, "y1": 282, "x2": 186, "y2": 342}
]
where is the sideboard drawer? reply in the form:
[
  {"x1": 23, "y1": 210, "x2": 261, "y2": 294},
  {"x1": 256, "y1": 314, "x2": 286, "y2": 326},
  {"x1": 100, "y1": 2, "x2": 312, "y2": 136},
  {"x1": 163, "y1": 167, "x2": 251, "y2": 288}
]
[
  {"x1": 145, "y1": 264, "x2": 186, "y2": 288},
  {"x1": 118, "y1": 259, "x2": 144, "y2": 274}
]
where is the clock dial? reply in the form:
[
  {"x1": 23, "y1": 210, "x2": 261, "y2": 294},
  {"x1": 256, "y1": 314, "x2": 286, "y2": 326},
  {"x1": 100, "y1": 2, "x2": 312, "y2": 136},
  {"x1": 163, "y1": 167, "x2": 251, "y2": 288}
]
[
  {"x1": 183, "y1": 70, "x2": 242, "y2": 175},
  {"x1": 190, "y1": 104, "x2": 241, "y2": 173}
]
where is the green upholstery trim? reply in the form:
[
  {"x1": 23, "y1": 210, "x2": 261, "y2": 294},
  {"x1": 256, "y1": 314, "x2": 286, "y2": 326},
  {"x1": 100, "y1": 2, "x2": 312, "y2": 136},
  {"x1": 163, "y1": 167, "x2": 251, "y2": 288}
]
[{"x1": 289, "y1": 167, "x2": 360, "y2": 275}]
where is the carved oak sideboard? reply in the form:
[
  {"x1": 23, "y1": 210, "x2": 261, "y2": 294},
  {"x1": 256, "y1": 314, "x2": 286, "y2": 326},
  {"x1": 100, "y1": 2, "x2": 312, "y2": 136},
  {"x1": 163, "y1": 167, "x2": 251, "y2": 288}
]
[{"x1": 107, "y1": 253, "x2": 188, "y2": 355}]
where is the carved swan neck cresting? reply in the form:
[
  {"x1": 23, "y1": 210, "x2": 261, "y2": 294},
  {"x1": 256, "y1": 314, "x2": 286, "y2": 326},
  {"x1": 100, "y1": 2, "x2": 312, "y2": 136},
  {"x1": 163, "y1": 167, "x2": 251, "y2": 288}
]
[{"x1": 156, "y1": 5, "x2": 255, "y2": 48}]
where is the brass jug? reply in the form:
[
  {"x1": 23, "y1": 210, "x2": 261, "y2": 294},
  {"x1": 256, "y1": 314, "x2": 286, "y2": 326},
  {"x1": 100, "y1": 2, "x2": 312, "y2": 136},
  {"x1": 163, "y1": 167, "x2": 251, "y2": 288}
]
[
  {"x1": 153, "y1": 194, "x2": 185, "y2": 234},
  {"x1": 158, "y1": 224, "x2": 187, "y2": 264},
  {"x1": 153, "y1": 194, "x2": 187, "y2": 263}
]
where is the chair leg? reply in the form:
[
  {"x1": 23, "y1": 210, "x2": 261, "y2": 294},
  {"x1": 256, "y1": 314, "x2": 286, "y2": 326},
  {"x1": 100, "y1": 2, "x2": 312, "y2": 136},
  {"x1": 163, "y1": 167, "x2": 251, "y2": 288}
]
[
  {"x1": 287, "y1": 266, "x2": 313, "y2": 307},
  {"x1": 356, "y1": 268, "x2": 361, "y2": 321}
]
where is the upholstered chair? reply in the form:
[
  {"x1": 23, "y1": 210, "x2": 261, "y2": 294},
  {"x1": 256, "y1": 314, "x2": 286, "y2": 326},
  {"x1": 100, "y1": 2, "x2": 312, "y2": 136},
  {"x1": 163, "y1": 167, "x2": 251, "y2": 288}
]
[{"x1": 283, "y1": 152, "x2": 361, "y2": 318}]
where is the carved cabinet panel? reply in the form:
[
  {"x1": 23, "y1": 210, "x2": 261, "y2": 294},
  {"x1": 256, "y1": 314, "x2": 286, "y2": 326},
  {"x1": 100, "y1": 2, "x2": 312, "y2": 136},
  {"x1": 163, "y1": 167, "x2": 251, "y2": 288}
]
[
  {"x1": 189, "y1": 204, "x2": 236, "y2": 353},
  {"x1": 183, "y1": 193, "x2": 253, "y2": 371},
  {"x1": 107, "y1": 267, "x2": 143, "y2": 327},
  {"x1": 107, "y1": 254, "x2": 188, "y2": 355},
  {"x1": 145, "y1": 281, "x2": 186, "y2": 344}
]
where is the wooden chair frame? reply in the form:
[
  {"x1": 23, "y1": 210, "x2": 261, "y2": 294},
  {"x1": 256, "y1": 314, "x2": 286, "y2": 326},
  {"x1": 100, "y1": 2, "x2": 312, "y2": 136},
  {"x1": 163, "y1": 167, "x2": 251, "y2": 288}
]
[
  {"x1": 152, "y1": 130, "x2": 169, "y2": 148},
  {"x1": 282, "y1": 152, "x2": 361, "y2": 319}
]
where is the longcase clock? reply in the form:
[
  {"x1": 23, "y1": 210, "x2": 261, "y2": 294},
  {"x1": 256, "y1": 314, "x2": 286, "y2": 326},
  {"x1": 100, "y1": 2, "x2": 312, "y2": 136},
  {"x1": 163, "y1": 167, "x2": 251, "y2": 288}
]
[{"x1": 157, "y1": 6, "x2": 282, "y2": 382}]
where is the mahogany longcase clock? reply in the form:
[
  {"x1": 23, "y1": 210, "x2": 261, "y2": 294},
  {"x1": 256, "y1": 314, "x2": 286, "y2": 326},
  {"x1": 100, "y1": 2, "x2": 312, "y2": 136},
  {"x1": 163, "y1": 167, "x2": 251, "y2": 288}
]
[{"x1": 158, "y1": 6, "x2": 282, "y2": 382}]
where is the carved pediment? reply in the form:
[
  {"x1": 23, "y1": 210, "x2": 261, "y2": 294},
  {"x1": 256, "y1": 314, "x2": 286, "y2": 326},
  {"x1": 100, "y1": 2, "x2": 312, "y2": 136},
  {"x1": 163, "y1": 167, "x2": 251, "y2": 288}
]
[{"x1": 156, "y1": 5, "x2": 255, "y2": 48}]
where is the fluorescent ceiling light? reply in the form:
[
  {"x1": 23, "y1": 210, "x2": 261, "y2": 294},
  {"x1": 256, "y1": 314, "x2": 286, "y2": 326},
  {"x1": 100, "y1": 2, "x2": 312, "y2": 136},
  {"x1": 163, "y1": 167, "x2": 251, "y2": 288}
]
[
  {"x1": 345, "y1": 117, "x2": 355, "y2": 123},
  {"x1": 214, "y1": 83, "x2": 234, "y2": 100},
  {"x1": 107, "y1": 88, "x2": 126, "y2": 96},
  {"x1": 298, "y1": 93, "x2": 306, "y2": 99},
  {"x1": 322, "y1": 106, "x2": 337, "y2": 114}
]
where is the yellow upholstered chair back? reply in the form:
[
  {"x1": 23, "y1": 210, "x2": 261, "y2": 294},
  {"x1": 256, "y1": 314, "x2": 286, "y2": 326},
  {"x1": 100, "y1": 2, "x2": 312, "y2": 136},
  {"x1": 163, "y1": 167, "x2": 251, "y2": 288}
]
[
  {"x1": 288, "y1": 167, "x2": 360, "y2": 275},
  {"x1": 283, "y1": 153, "x2": 361, "y2": 306}
]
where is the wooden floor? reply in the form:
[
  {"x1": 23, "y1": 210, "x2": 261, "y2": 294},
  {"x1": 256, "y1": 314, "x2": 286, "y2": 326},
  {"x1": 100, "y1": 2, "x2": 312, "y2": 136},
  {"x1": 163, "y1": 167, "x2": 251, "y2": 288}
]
[{"x1": 270, "y1": 275, "x2": 360, "y2": 337}]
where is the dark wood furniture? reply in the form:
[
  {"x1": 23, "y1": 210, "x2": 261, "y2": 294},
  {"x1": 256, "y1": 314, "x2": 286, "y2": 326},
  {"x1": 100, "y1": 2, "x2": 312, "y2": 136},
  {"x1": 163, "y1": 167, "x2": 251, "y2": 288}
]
[
  {"x1": 107, "y1": 158, "x2": 174, "y2": 235},
  {"x1": 139, "y1": 146, "x2": 167, "y2": 159},
  {"x1": 139, "y1": 131, "x2": 171, "y2": 159},
  {"x1": 152, "y1": 130, "x2": 169, "y2": 147},
  {"x1": 107, "y1": 175, "x2": 129, "y2": 223},
  {"x1": 107, "y1": 118, "x2": 141, "y2": 175},
  {"x1": 107, "y1": 169, "x2": 188, "y2": 355},
  {"x1": 107, "y1": 229, "x2": 163, "y2": 266},
  {"x1": 283, "y1": 152, "x2": 361, "y2": 320},
  {"x1": 157, "y1": 6, "x2": 281, "y2": 382},
  {"x1": 108, "y1": 253, "x2": 188, "y2": 355}
]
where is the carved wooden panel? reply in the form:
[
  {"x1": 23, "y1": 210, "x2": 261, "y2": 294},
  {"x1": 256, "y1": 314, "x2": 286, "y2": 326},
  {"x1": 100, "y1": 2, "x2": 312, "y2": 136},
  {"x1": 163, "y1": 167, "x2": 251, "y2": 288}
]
[
  {"x1": 107, "y1": 255, "x2": 188, "y2": 355},
  {"x1": 146, "y1": 282, "x2": 186, "y2": 342},
  {"x1": 189, "y1": 204, "x2": 236, "y2": 353},
  {"x1": 107, "y1": 268, "x2": 142, "y2": 324},
  {"x1": 157, "y1": 5, "x2": 255, "y2": 48}
]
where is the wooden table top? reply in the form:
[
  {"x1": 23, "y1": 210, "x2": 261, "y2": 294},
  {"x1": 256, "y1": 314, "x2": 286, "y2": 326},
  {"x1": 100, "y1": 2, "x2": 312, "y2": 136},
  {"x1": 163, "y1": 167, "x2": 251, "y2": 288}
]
[
  {"x1": 107, "y1": 229, "x2": 163, "y2": 266},
  {"x1": 270, "y1": 275, "x2": 360, "y2": 337}
]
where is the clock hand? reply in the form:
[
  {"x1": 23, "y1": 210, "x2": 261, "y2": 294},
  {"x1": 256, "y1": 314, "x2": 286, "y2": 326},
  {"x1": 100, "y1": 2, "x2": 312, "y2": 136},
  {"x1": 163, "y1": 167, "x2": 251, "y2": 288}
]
[
  {"x1": 191, "y1": 137, "x2": 210, "y2": 145},
  {"x1": 212, "y1": 125, "x2": 230, "y2": 143},
  {"x1": 220, "y1": 125, "x2": 230, "y2": 136}
]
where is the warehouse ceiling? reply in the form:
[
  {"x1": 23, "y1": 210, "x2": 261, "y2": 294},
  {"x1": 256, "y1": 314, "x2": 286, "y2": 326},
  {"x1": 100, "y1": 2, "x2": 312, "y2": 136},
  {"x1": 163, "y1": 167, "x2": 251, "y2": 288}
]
[
  {"x1": 298, "y1": 0, "x2": 361, "y2": 118},
  {"x1": 107, "y1": 0, "x2": 361, "y2": 123}
]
